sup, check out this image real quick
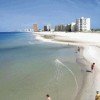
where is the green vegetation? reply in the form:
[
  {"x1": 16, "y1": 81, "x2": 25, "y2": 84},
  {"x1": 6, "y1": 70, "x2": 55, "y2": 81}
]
[{"x1": 42, "y1": 35, "x2": 55, "y2": 39}]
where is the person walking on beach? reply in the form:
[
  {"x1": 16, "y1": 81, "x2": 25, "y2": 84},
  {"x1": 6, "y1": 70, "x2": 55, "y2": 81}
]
[
  {"x1": 91, "y1": 63, "x2": 95, "y2": 72},
  {"x1": 46, "y1": 94, "x2": 51, "y2": 100},
  {"x1": 95, "y1": 91, "x2": 100, "y2": 100},
  {"x1": 77, "y1": 47, "x2": 80, "y2": 52}
]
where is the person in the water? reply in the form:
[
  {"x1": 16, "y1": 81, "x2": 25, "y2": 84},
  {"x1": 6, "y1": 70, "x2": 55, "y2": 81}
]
[{"x1": 46, "y1": 94, "x2": 51, "y2": 100}]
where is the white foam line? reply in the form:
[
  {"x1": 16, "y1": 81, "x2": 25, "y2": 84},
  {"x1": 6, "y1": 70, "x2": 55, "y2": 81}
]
[
  {"x1": 55, "y1": 62, "x2": 59, "y2": 80},
  {"x1": 44, "y1": 62, "x2": 61, "y2": 89},
  {"x1": 57, "y1": 62, "x2": 64, "y2": 80},
  {"x1": 57, "y1": 61, "x2": 63, "y2": 80},
  {"x1": 55, "y1": 59, "x2": 79, "y2": 94}
]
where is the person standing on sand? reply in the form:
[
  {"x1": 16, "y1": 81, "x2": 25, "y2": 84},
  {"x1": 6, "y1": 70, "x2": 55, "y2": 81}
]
[
  {"x1": 46, "y1": 94, "x2": 51, "y2": 100},
  {"x1": 95, "y1": 91, "x2": 100, "y2": 100},
  {"x1": 77, "y1": 47, "x2": 80, "y2": 52},
  {"x1": 91, "y1": 63, "x2": 95, "y2": 72}
]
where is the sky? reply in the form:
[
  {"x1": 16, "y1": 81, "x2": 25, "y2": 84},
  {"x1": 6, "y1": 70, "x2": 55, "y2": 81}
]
[{"x1": 0, "y1": 0, "x2": 100, "y2": 31}]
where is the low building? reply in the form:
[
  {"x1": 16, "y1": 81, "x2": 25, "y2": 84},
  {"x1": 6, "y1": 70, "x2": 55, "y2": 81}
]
[
  {"x1": 66, "y1": 24, "x2": 71, "y2": 32},
  {"x1": 55, "y1": 25, "x2": 66, "y2": 31}
]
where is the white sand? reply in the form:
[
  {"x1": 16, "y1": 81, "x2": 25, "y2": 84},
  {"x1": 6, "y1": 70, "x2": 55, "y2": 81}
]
[
  {"x1": 80, "y1": 46, "x2": 100, "y2": 100},
  {"x1": 34, "y1": 32, "x2": 100, "y2": 100}
]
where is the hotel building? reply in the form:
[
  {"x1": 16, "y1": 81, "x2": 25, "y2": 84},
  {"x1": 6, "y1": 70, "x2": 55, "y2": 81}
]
[{"x1": 76, "y1": 17, "x2": 90, "y2": 31}]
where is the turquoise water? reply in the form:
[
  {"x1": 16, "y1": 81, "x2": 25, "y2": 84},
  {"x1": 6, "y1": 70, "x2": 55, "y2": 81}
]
[{"x1": 0, "y1": 32, "x2": 84, "y2": 100}]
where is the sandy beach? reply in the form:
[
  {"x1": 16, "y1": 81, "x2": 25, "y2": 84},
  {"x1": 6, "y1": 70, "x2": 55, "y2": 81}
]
[{"x1": 34, "y1": 31, "x2": 100, "y2": 100}]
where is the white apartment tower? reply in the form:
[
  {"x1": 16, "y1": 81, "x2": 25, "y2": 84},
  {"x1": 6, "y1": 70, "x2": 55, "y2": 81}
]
[
  {"x1": 76, "y1": 17, "x2": 90, "y2": 31},
  {"x1": 71, "y1": 22, "x2": 76, "y2": 32},
  {"x1": 47, "y1": 24, "x2": 51, "y2": 31}
]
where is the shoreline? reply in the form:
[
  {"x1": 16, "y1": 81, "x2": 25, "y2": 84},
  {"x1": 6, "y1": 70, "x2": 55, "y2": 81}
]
[
  {"x1": 76, "y1": 46, "x2": 100, "y2": 100},
  {"x1": 33, "y1": 32, "x2": 100, "y2": 100}
]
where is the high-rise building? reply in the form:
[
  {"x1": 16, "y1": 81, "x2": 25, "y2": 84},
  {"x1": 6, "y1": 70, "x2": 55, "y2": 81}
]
[
  {"x1": 44, "y1": 26, "x2": 48, "y2": 31},
  {"x1": 47, "y1": 24, "x2": 51, "y2": 31},
  {"x1": 76, "y1": 17, "x2": 90, "y2": 31},
  {"x1": 33, "y1": 24, "x2": 38, "y2": 32},
  {"x1": 44, "y1": 24, "x2": 51, "y2": 31},
  {"x1": 71, "y1": 22, "x2": 76, "y2": 32}
]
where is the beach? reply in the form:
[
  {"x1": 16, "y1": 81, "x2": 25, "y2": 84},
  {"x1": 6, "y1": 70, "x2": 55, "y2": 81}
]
[{"x1": 35, "y1": 31, "x2": 100, "y2": 100}]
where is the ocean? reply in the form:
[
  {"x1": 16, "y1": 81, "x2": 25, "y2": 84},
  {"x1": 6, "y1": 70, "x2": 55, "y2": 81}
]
[{"x1": 0, "y1": 32, "x2": 85, "y2": 100}]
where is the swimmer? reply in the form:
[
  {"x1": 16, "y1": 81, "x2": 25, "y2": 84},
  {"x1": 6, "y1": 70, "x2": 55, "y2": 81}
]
[{"x1": 46, "y1": 94, "x2": 51, "y2": 100}]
